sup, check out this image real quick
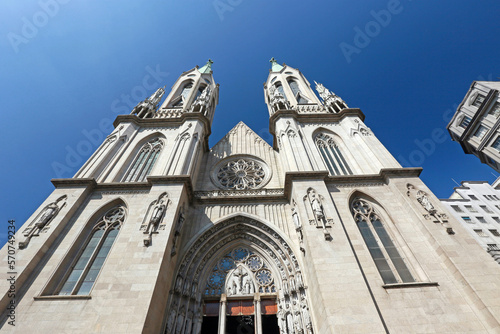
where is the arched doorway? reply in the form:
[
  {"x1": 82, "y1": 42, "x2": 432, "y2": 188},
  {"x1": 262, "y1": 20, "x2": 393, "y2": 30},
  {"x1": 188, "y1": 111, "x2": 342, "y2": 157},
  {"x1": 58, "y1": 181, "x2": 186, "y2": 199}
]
[{"x1": 163, "y1": 216, "x2": 314, "y2": 334}]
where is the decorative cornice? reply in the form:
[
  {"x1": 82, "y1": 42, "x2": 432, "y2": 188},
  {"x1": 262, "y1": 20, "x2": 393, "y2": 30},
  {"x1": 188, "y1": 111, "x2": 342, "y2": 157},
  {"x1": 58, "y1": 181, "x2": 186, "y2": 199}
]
[
  {"x1": 194, "y1": 188, "x2": 285, "y2": 203},
  {"x1": 325, "y1": 168, "x2": 423, "y2": 186},
  {"x1": 269, "y1": 108, "x2": 365, "y2": 135},
  {"x1": 51, "y1": 176, "x2": 195, "y2": 203},
  {"x1": 113, "y1": 113, "x2": 212, "y2": 151}
]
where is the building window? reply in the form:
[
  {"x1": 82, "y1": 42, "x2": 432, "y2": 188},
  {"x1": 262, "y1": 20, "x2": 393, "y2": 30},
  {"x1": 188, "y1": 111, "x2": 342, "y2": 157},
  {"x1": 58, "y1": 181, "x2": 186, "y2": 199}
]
[
  {"x1": 480, "y1": 205, "x2": 493, "y2": 213},
  {"x1": 489, "y1": 102, "x2": 500, "y2": 118},
  {"x1": 474, "y1": 229, "x2": 487, "y2": 237},
  {"x1": 462, "y1": 216, "x2": 473, "y2": 223},
  {"x1": 351, "y1": 198, "x2": 415, "y2": 284},
  {"x1": 492, "y1": 137, "x2": 500, "y2": 151},
  {"x1": 315, "y1": 133, "x2": 353, "y2": 176},
  {"x1": 469, "y1": 195, "x2": 478, "y2": 200},
  {"x1": 489, "y1": 229, "x2": 500, "y2": 237},
  {"x1": 173, "y1": 83, "x2": 193, "y2": 107},
  {"x1": 477, "y1": 217, "x2": 488, "y2": 224},
  {"x1": 465, "y1": 205, "x2": 477, "y2": 212},
  {"x1": 57, "y1": 206, "x2": 125, "y2": 295},
  {"x1": 459, "y1": 116, "x2": 471, "y2": 128},
  {"x1": 493, "y1": 217, "x2": 500, "y2": 224},
  {"x1": 487, "y1": 244, "x2": 500, "y2": 251},
  {"x1": 123, "y1": 138, "x2": 164, "y2": 182},
  {"x1": 451, "y1": 205, "x2": 463, "y2": 213},
  {"x1": 472, "y1": 94, "x2": 486, "y2": 107},
  {"x1": 275, "y1": 83, "x2": 287, "y2": 100},
  {"x1": 287, "y1": 79, "x2": 309, "y2": 104},
  {"x1": 473, "y1": 125, "x2": 488, "y2": 139}
]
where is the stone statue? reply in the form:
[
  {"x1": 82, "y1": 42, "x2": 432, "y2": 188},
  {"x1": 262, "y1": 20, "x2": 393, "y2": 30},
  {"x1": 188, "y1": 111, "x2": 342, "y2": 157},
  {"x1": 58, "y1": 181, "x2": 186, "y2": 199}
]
[
  {"x1": 191, "y1": 86, "x2": 212, "y2": 115},
  {"x1": 296, "y1": 271, "x2": 304, "y2": 289},
  {"x1": 19, "y1": 195, "x2": 66, "y2": 249},
  {"x1": 310, "y1": 194, "x2": 324, "y2": 220},
  {"x1": 294, "y1": 310, "x2": 304, "y2": 334},
  {"x1": 143, "y1": 193, "x2": 168, "y2": 246},
  {"x1": 416, "y1": 191, "x2": 436, "y2": 213},
  {"x1": 171, "y1": 212, "x2": 185, "y2": 256},
  {"x1": 175, "y1": 307, "x2": 185, "y2": 334},
  {"x1": 167, "y1": 309, "x2": 177, "y2": 333},
  {"x1": 292, "y1": 207, "x2": 301, "y2": 230},
  {"x1": 228, "y1": 266, "x2": 248, "y2": 296},
  {"x1": 301, "y1": 297, "x2": 312, "y2": 332},
  {"x1": 277, "y1": 304, "x2": 287, "y2": 334}
]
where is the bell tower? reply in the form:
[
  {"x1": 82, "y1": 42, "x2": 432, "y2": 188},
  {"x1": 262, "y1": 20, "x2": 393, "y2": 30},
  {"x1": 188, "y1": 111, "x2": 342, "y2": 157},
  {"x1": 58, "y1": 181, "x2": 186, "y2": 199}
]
[{"x1": 264, "y1": 57, "x2": 400, "y2": 176}]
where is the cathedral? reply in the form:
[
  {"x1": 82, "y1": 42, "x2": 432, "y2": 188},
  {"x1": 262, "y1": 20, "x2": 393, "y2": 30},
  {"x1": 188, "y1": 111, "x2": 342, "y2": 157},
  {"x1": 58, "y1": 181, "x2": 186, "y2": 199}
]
[{"x1": 2, "y1": 59, "x2": 500, "y2": 333}]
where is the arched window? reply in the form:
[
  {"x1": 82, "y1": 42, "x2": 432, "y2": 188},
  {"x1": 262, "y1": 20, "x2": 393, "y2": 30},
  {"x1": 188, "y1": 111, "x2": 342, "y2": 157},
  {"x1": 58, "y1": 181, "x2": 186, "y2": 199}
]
[
  {"x1": 173, "y1": 83, "x2": 193, "y2": 107},
  {"x1": 275, "y1": 82, "x2": 287, "y2": 100},
  {"x1": 123, "y1": 138, "x2": 164, "y2": 182},
  {"x1": 315, "y1": 133, "x2": 353, "y2": 175},
  {"x1": 287, "y1": 79, "x2": 308, "y2": 104},
  {"x1": 58, "y1": 206, "x2": 125, "y2": 295},
  {"x1": 351, "y1": 198, "x2": 414, "y2": 284}
]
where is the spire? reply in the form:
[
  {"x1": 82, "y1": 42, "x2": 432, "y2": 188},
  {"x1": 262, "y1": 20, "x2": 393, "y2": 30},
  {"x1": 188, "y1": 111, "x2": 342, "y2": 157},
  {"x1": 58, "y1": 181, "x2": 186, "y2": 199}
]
[
  {"x1": 198, "y1": 59, "x2": 214, "y2": 74},
  {"x1": 270, "y1": 57, "x2": 284, "y2": 72}
]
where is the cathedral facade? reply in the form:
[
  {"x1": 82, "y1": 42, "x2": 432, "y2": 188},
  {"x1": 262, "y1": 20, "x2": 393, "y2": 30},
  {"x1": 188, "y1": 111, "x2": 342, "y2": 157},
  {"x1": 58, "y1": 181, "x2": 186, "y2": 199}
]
[{"x1": 2, "y1": 59, "x2": 500, "y2": 333}]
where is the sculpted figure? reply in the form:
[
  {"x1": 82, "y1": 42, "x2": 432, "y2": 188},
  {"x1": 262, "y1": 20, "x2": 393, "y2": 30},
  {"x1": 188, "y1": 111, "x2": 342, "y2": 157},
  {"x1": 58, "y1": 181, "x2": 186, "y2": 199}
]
[
  {"x1": 19, "y1": 195, "x2": 66, "y2": 249},
  {"x1": 292, "y1": 207, "x2": 301, "y2": 230},
  {"x1": 310, "y1": 194, "x2": 324, "y2": 220},
  {"x1": 416, "y1": 191, "x2": 436, "y2": 213}
]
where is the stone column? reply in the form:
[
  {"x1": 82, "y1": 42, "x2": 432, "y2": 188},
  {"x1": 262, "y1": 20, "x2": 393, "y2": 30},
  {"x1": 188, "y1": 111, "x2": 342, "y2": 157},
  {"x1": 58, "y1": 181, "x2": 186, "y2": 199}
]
[
  {"x1": 218, "y1": 294, "x2": 227, "y2": 334},
  {"x1": 255, "y1": 294, "x2": 262, "y2": 334}
]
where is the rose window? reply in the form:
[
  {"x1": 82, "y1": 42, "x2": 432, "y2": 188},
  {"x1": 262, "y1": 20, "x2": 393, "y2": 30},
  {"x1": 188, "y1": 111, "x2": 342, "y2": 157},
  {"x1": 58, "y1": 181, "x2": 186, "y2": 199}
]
[
  {"x1": 255, "y1": 269, "x2": 273, "y2": 287},
  {"x1": 216, "y1": 159, "x2": 266, "y2": 190},
  {"x1": 246, "y1": 255, "x2": 263, "y2": 271}
]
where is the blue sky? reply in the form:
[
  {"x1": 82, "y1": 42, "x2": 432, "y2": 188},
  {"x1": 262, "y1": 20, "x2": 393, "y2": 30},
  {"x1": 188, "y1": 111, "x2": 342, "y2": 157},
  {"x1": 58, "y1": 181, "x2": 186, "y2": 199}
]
[{"x1": 1, "y1": 0, "x2": 500, "y2": 246}]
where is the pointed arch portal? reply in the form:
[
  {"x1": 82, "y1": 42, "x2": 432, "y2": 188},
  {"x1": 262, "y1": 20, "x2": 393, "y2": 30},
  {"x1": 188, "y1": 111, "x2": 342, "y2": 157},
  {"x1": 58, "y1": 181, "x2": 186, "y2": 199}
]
[{"x1": 163, "y1": 216, "x2": 314, "y2": 334}]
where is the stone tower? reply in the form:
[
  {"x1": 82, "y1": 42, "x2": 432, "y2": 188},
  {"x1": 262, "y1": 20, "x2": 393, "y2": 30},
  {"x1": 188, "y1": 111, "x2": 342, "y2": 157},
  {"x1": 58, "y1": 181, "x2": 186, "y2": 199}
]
[{"x1": 2, "y1": 59, "x2": 500, "y2": 333}]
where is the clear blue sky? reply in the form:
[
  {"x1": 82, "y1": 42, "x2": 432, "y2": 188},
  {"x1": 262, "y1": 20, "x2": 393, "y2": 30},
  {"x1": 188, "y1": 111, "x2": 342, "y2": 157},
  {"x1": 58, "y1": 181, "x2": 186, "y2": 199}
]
[{"x1": 1, "y1": 0, "x2": 500, "y2": 246}]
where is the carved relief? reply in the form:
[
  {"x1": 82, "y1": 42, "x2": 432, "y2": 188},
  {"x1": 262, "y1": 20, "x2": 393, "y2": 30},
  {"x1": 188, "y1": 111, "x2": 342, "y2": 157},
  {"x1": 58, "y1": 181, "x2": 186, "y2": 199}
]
[
  {"x1": 141, "y1": 192, "x2": 169, "y2": 246},
  {"x1": 19, "y1": 195, "x2": 67, "y2": 249}
]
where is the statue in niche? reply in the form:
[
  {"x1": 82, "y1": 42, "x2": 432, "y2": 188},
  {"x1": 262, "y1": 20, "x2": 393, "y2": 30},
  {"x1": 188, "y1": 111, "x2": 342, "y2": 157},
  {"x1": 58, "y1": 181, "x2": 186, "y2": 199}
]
[
  {"x1": 296, "y1": 271, "x2": 304, "y2": 289},
  {"x1": 185, "y1": 310, "x2": 193, "y2": 334},
  {"x1": 143, "y1": 193, "x2": 168, "y2": 247},
  {"x1": 416, "y1": 190, "x2": 436, "y2": 213},
  {"x1": 171, "y1": 211, "x2": 185, "y2": 256},
  {"x1": 243, "y1": 275, "x2": 255, "y2": 294},
  {"x1": 292, "y1": 205, "x2": 305, "y2": 253},
  {"x1": 19, "y1": 195, "x2": 67, "y2": 249},
  {"x1": 175, "y1": 307, "x2": 185, "y2": 334},
  {"x1": 277, "y1": 303, "x2": 287, "y2": 334},
  {"x1": 301, "y1": 295, "x2": 313, "y2": 333},
  {"x1": 286, "y1": 304, "x2": 294, "y2": 333},
  {"x1": 294, "y1": 309, "x2": 304, "y2": 334},
  {"x1": 167, "y1": 307, "x2": 177, "y2": 334},
  {"x1": 307, "y1": 189, "x2": 331, "y2": 240}
]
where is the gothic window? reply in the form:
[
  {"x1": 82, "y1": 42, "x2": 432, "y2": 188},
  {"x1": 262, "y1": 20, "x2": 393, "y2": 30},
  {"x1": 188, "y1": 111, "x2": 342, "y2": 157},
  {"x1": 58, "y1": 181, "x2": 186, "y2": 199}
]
[
  {"x1": 351, "y1": 198, "x2": 415, "y2": 284},
  {"x1": 123, "y1": 138, "x2": 164, "y2": 182},
  {"x1": 212, "y1": 157, "x2": 270, "y2": 190},
  {"x1": 58, "y1": 206, "x2": 125, "y2": 295},
  {"x1": 173, "y1": 83, "x2": 193, "y2": 107},
  {"x1": 315, "y1": 133, "x2": 353, "y2": 176},
  {"x1": 287, "y1": 79, "x2": 309, "y2": 104},
  {"x1": 275, "y1": 82, "x2": 287, "y2": 100}
]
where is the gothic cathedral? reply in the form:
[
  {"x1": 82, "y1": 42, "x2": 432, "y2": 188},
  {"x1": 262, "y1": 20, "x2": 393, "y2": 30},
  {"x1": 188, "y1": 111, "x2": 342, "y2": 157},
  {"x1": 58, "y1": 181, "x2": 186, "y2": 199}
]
[{"x1": 2, "y1": 59, "x2": 500, "y2": 333}]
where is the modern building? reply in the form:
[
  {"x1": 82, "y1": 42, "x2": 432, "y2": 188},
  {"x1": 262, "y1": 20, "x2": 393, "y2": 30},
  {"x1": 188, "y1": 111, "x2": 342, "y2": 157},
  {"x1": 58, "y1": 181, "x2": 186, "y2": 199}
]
[
  {"x1": 447, "y1": 81, "x2": 500, "y2": 171},
  {"x1": 440, "y1": 178, "x2": 500, "y2": 264},
  {"x1": 2, "y1": 59, "x2": 500, "y2": 333}
]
